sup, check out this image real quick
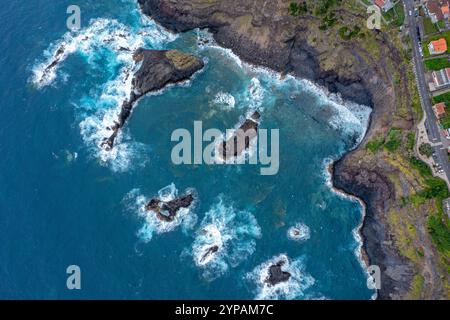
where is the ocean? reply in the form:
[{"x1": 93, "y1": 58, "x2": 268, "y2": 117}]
[{"x1": 0, "y1": 0, "x2": 373, "y2": 299}]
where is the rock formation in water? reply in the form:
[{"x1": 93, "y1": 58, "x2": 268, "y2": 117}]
[
  {"x1": 219, "y1": 111, "x2": 260, "y2": 160},
  {"x1": 145, "y1": 193, "x2": 194, "y2": 222},
  {"x1": 136, "y1": 0, "x2": 437, "y2": 299},
  {"x1": 265, "y1": 260, "x2": 291, "y2": 286},
  {"x1": 199, "y1": 245, "x2": 219, "y2": 265},
  {"x1": 102, "y1": 49, "x2": 204, "y2": 150}
]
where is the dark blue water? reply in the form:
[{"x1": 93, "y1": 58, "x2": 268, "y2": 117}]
[{"x1": 0, "y1": 0, "x2": 373, "y2": 299}]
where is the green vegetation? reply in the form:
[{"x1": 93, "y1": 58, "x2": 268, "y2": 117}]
[
  {"x1": 423, "y1": 17, "x2": 439, "y2": 35},
  {"x1": 428, "y1": 213, "x2": 450, "y2": 253},
  {"x1": 408, "y1": 274, "x2": 425, "y2": 299},
  {"x1": 410, "y1": 156, "x2": 433, "y2": 177},
  {"x1": 288, "y1": 2, "x2": 308, "y2": 16},
  {"x1": 319, "y1": 12, "x2": 337, "y2": 30},
  {"x1": 441, "y1": 112, "x2": 450, "y2": 129},
  {"x1": 419, "y1": 143, "x2": 433, "y2": 158},
  {"x1": 314, "y1": 0, "x2": 342, "y2": 16},
  {"x1": 433, "y1": 91, "x2": 450, "y2": 106},
  {"x1": 423, "y1": 30, "x2": 450, "y2": 58},
  {"x1": 409, "y1": 156, "x2": 450, "y2": 257},
  {"x1": 338, "y1": 26, "x2": 361, "y2": 40},
  {"x1": 383, "y1": 2, "x2": 405, "y2": 27},
  {"x1": 407, "y1": 132, "x2": 416, "y2": 151},
  {"x1": 366, "y1": 137, "x2": 385, "y2": 154},
  {"x1": 384, "y1": 128, "x2": 402, "y2": 153},
  {"x1": 424, "y1": 58, "x2": 450, "y2": 71}
]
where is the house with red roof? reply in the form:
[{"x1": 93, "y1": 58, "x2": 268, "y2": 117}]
[
  {"x1": 426, "y1": 0, "x2": 450, "y2": 23},
  {"x1": 428, "y1": 38, "x2": 448, "y2": 55},
  {"x1": 433, "y1": 102, "x2": 447, "y2": 118},
  {"x1": 374, "y1": 0, "x2": 394, "y2": 12}
]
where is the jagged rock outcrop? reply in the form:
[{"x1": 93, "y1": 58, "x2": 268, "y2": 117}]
[
  {"x1": 265, "y1": 260, "x2": 291, "y2": 286},
  {"x1": 219, "y1": 111, "x2": 260, "y2": 160},
  {"x1": 145, "y1": 193, "x2": 194, "y2": 222},
  {"x1": 102, "y1": 48, "x2": 204, "y2": 150}
]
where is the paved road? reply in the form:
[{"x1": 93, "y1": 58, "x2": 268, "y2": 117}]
[{"x1": 404, "y1": 0, "x2": 450, "y2": 181}]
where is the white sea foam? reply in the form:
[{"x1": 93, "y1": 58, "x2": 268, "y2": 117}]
[
  {"x1": 32, "y1": 6, "x2": 178, "y2": 171},
  {"x1": 321, "y1": 157, "x2": 375, "y2": 297},
  {"x1": 287, "y1": 223, "x2": 310, "y2": 242},
  {"x1": 246, "y1": 254, "x2": 315, "y2": 300},
  {"x1": 189, "y1": 197, "x2": 261, "y2": 281},
  {"x1": 196, "y1": 29, "x2": 371, "y2": 145},
  {"x1": 124, "y1": 184, "x2": 197, "y2": 242},
  {"x1": 212, "y1": 91, "x2": 236, "y2": 110}
]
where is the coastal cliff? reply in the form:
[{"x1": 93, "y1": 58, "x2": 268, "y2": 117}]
[{"x1": 137, "y1": 0, "x2": 448, "y2": 299}]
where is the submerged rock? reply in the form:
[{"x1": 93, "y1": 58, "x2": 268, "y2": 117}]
[
  {"x1": 198, "y1": 245, "x2": 219, "y2": 265},
  {"x1": 102, "y1": 49, "x2": 204, "y2": 150},
  {"x1": 145, "y1": 193, "x2": 194, "y2": 222},
  {"x1": 265, "y1": 260, "x2": 291, "y2": 286}
]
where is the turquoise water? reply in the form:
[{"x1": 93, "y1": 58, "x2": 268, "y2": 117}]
[{"x1": 0, "y1": 0, "x2": 373, "y2": 299}]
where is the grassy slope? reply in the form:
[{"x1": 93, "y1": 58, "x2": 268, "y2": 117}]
[
  {"x1": 286, "y1": 0, "x2": 448, "y2": 298},
  {"x1": 305, "y1": 0, "x2": 450, "y2": 298}
]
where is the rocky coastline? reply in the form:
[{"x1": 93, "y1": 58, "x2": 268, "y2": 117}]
[
  {"x1": 136, "y1": 0, "x2": 417, "y2": 299},
  {"x1": 102, "y1": 48, "x2": 204, "y2": 150}
]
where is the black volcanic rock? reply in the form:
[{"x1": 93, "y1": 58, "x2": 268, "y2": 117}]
[
  {"x1": 219, "y1": 111, "x2": 260, "y2": 160},
  {"x1": 265, "y1": 260, "x2": 291, "y2": 286},
  {"x1": 199, "y1": 245, "x2": 219, "y2": 264},
  {"x1": 145, "y1": 193, "x2": 194, "y2": 222},
  {"x1": 102, "y1": 49, "x2": 204, "y2": 150}
]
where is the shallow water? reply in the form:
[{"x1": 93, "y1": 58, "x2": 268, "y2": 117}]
[{"x1": 0, "y1": 0, "x2": 373, "y2": 299}]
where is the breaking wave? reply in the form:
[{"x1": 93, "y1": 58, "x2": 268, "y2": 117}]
[
  {"x1": 287, "y1": 223, "x2": 310, "y2": 242},
  {"x1": 245, "y1": 254, "x2": 315, "y2": 300},
  {"x1": 195, "y1": 28, "x2": 371, "y2": 146},
  {"x1": 188, "y1": 196, "x2": 261, "y2": 281},
  {"x1": 212, "y1": 91, "x2": 236, "y2": 110},
  {"x1": 123, "y1": 183, "x2": 197, "y2": 242},
  {"x1": 31, "y1": 10, "x2": 178, "y2": 171}
]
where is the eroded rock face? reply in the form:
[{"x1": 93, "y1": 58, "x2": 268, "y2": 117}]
[
  {"x1": 265, "y1": 260, "x2": 291, "y2": 286},
  {"x1": 102, "y1": 49, "x2": 204, "y2": 150},
  {"x1": 332, "y1": 158, "x2": 414, "y2": 299},
  {"x1": 136, "y1": 0, "x2": 422, "y2": 299},
  {"x1": 137, "y1": 0, "x2": 373, "y2": 107},
  {"x1": 145, "y1": 193, "x2": 194, "y2": 222},
  {"x1": 219, "y1": 111, "x2": 260, "y2": 160}
]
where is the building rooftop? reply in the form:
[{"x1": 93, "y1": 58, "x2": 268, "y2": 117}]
[
  {"x1": 430, "y1": 38, "x2": 448, "y2": 53},
  {"x1": 434, "y1": 102, "x2": 447, "y2": 117}
]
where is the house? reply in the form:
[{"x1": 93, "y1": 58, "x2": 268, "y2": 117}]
[
  {"x1": 374, "y1": 0, "x2": 394, "y2": 12},
  {"x1": 432, "y1": 68, "x2": 450, "y2": 87},
  {"x1": 428, "y1": 38, "x2": 448, "y2": 55},
  {"x1": 433, "y1": 102, "x2": 447, "y2": 118},
  {"x1": 425, "y1": 0, "x2": 450, "y2": 23}
]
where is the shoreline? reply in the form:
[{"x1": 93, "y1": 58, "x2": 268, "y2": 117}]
[
  {"x1": 325, "y1": 161, "x2": 377, "y2": 300},
  {"x1": 136, "y1": 0, "x2": 413, "y2": 299},
  {"x1": 196, "y1": 25, "x2": 376, "y2": 297}
]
